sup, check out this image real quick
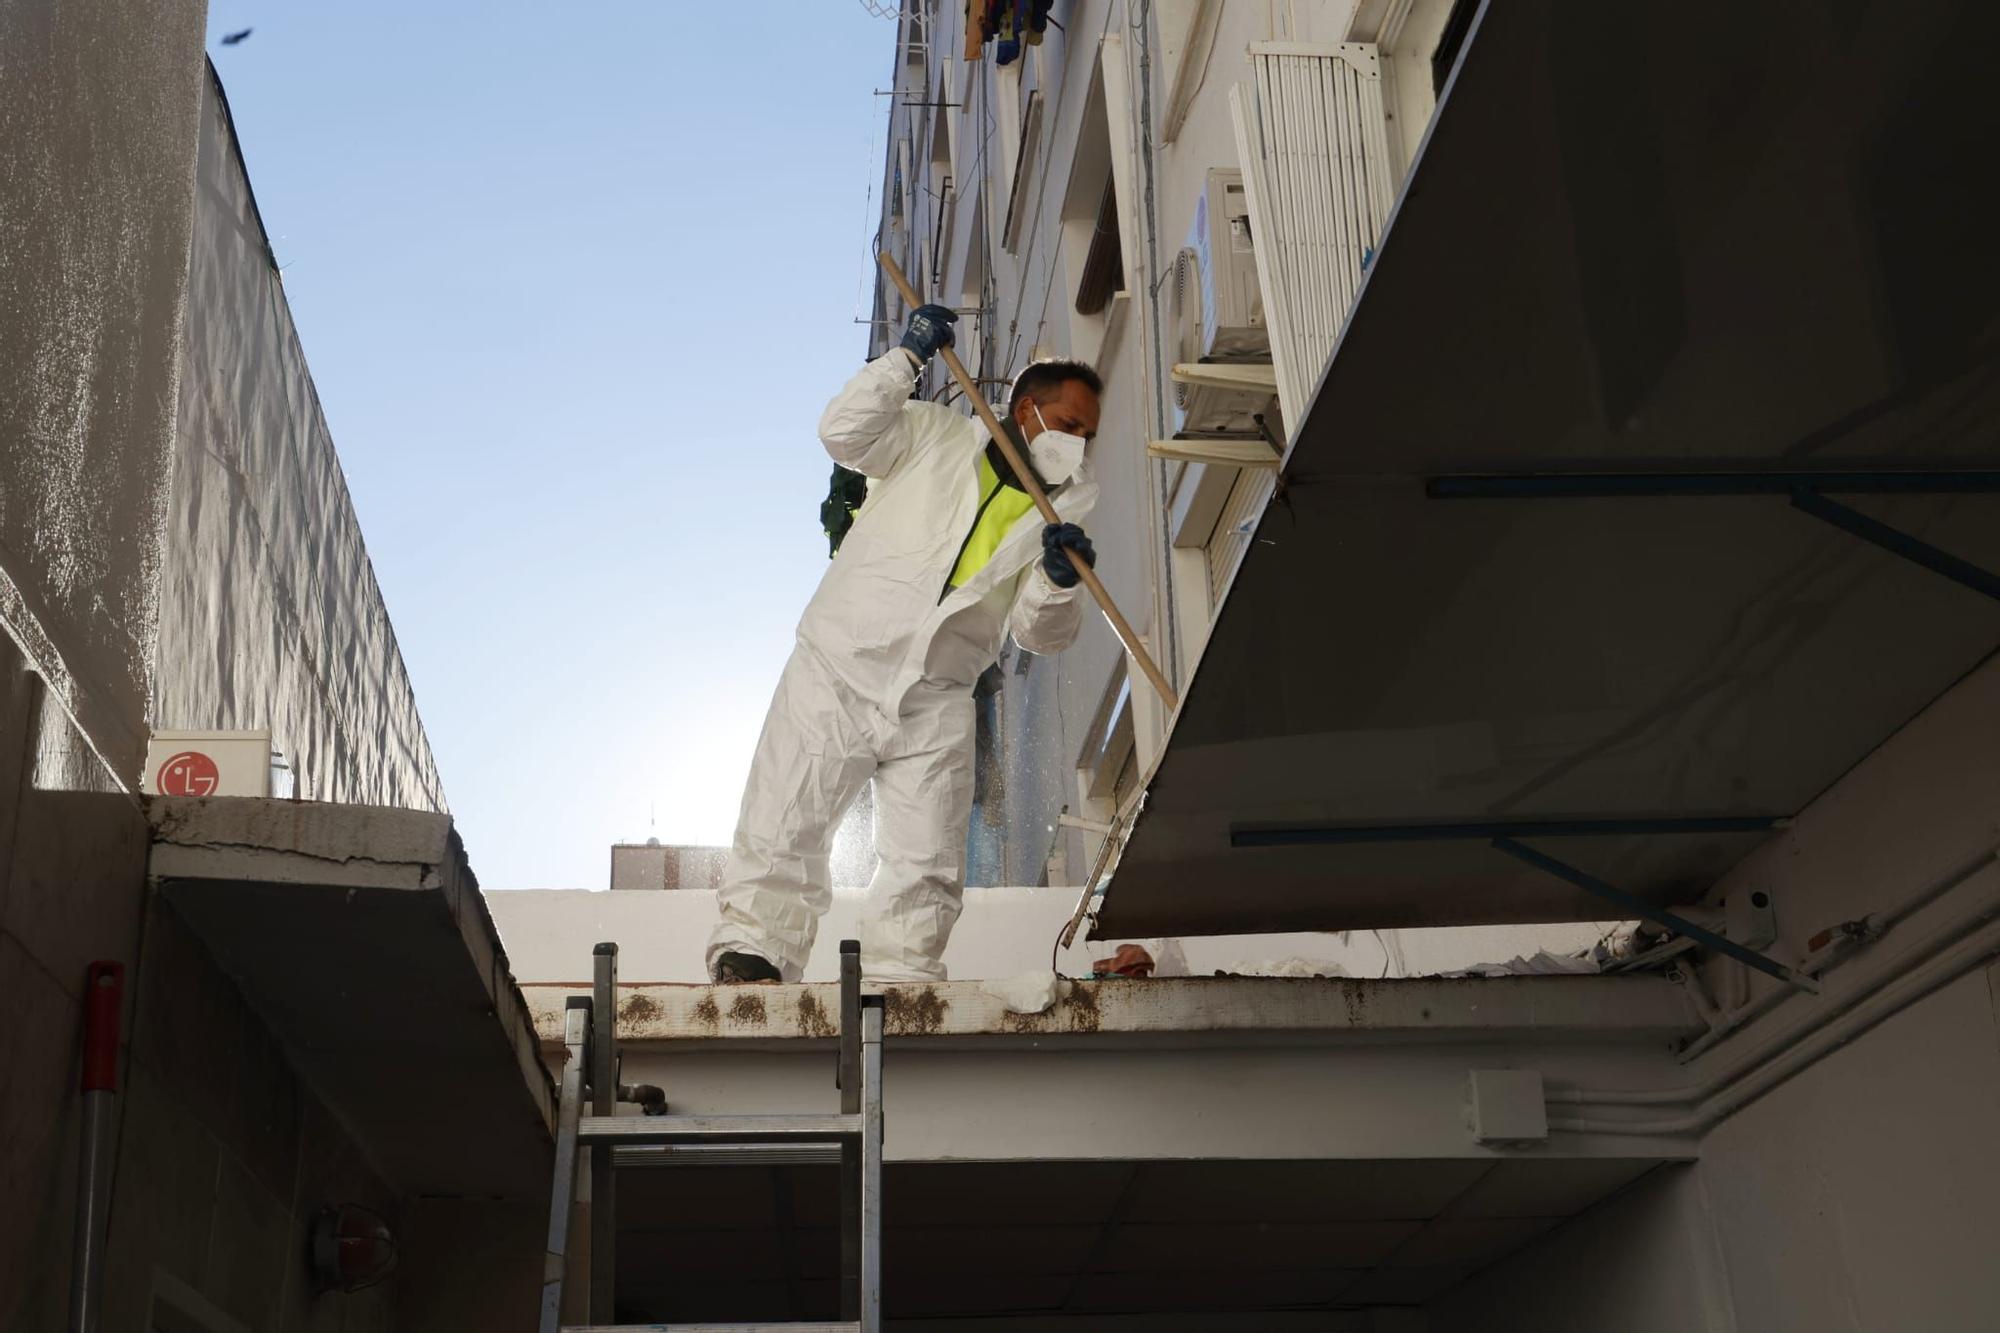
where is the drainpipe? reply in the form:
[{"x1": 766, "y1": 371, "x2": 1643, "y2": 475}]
[
  {"x1": 1546, "y1": 874, "x2": 2000, "y2": 1136},
  {"x1": 69, "y1": 961, "x2": 124, "y2": 1333},
  {"x1": 1133, "y1": 0, "x2": 1182, "y2": 693},
  {"x1": 1678, "y1": 844, "x2": 1999, "y2": 1064}
]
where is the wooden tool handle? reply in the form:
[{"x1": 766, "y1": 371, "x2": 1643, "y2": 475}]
[{"x1": 877, "y1": 253, "x2": 1181, "y2": 713}]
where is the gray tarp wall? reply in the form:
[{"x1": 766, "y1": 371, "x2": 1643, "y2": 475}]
[
  {"x1": 158, "y1": 69, "x2": 445, "y2": 811},
  {"x1": 2, "y1": 36, "x2": 444, "y2": 811}
]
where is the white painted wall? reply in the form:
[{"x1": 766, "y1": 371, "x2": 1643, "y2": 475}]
[
  {"x1": 1429, "y1": 658, "x2": 2000, "y2": 1329},
  {"x1": 608, "y1": 1038, "x2": 1688, "y2": 1166},
  {"x1": 1428, "y1": 1165, "x2": 1734, "y2": 1333}
]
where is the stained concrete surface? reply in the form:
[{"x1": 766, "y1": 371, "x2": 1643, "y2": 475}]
[
  {"x1": 0, "y1": 0, "x2": 210, "y2": 780},
  {"x1": 523, "y1": 973, "x2": 1698, "y2": 1049},
  {"x1": 0, "y1": 641, "x2": 408, "y2": 1332},
  {"x1": 0, "y1": 636, "x2": 152, "y2": 1330},
  {"x1": 99, "y1": 899, "x2": 404, "y2": 1333},
  {"x1": 151, "y1": 797, "x2": 554, "y2": 1198}
]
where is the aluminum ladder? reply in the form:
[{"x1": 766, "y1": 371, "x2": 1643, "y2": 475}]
[{"x1": 539, "y1": 939, "x2": 884, "y2": 1332}]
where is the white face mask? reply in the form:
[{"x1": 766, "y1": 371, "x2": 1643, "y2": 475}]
[{"x1": 1027, "y1": 402, "x2": 1086, "y2": 484}]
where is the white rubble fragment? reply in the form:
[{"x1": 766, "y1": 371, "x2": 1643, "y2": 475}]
[{"x1": 981, "y1": 972, "x2": 1061, "y2": 1014}]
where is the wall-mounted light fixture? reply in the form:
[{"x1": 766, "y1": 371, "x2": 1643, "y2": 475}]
[{"x1": 308, "y1": 1203, "x2": 397, "y2": 1293}]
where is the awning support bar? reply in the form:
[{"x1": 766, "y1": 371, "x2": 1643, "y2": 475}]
[
  {"x1": 1424, "y1": 471, "x2": 2000, "y2": 498},
  {"x1": 1229, "y1": 815, "x2": 1781, "y2": 848},
  {"x1": 1422, "y1": 471, "x2": 2000, "y2": 602},
  {"x1": 1490, "y1": 836, "x2": 1818, "y2": 993},
  {"x1": 1787, "y1": 489, "x2": 2000, "y2": 603}
]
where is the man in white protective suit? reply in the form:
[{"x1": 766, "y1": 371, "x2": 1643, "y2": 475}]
[{"x1": 707, "y1": 302, "x2": 1101, "y2": 983}]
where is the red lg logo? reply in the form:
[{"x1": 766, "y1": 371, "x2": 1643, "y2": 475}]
[{"x1": 157, "y1": 751, "x2": 221, "y2": 796}]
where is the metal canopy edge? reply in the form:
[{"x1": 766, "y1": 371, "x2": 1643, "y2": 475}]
[{"x1": 1099, "y1": 0, "x2": 2000, "y2": 940}]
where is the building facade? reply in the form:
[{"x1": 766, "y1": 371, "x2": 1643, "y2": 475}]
[
  {"x1": 824, "y1": 0, "x2": 2000, "y2": 1326},
  {"x1": 866, "y1": 0, "x2": 1482, "y2": 889}
]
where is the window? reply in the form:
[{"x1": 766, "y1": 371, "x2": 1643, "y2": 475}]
[
  {"x1": 1375, "y1": 0, "x2": 1481, "y2": 173},
  {"x1": 1057, "y1": 50, "x2": 1135, "y2": 361},
  {"x1": 930, "y1": 174, "x2": 955, "y2": 294},
  {"x1": 1074, "y1": 179, "x2": 1125, "y2": 316},
  {"x1": 891, "y1": 137, "x2": 908, "y2": 223},
  {"x1": 1002, "y1": 89, "x2": 1043, "y2": 251},
  {"x1": 1429, "y1": 0, "x2": 1479, "y2": 94}
]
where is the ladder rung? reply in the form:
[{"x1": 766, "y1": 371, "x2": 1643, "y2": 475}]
[
  {"x1": 578, "y1": 1113, "x2": 861, "y2": 1145},
  {"x1": 613, "y1": 1143, "x2": 843, "y2": 1168},
  {"x1": 564, "y1": 1324, "x2": 861, "y2": 1332}
]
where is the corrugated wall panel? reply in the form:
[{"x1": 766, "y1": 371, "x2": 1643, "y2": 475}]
[
  {"x1": 1209, "y1": 43, "x2": 1394, "y2": 601},
  {"x1": 1239, "y1": 41, "x2": 1394, "y2": 426},
  {"x1": 156, "y1": 73, "x2": 447, "y2": 813}
]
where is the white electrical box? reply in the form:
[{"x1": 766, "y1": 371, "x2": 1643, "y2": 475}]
[
  {"x1": 1173, "y1": 168, "x2": 1271, "y2": 435},
  {"x1": 142, "y1": 729, "x2": 273, "y2": 798},
  {"x1": 1465, "y1": 1069, "x2": 1549, "y2": 1144}
]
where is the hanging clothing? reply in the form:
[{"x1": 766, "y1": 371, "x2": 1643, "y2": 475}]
[{"x1": 967, "y1": 0, "x2": 1051, "y2": 64}]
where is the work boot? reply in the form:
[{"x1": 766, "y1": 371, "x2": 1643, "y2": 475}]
[{"x1": 712, "y1": 951, "x2": 782, "y2": 984}]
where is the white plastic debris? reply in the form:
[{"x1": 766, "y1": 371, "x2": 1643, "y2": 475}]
[
  {"x1": 1445, "y1": 948, "x2": 1601, "y2": 978},
  {"x1": 1217, "y1": 956, "x2": 1354, "y2": 979},
  {"x1": 982, "y1": 972, "x2": 1061, "y2": 1014}
]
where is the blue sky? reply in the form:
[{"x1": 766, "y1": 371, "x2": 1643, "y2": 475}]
[{"x1": 205, "y1": 3, "x2": 895, "y2": 887}]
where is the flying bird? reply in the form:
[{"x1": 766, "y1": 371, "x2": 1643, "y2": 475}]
[{"x1": 221, "y1": 28, "x2": 253, "y2": 45}]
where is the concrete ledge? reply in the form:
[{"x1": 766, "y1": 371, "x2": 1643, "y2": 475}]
[
  {"x1": 149, "y1": 797, "x2": 553, "y2": 1197},
  {"x1": 523, "y1": 973, "x2": 1700, "y2": 1052}
]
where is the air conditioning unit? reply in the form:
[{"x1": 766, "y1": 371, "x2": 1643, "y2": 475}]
[{"x1": 1173, "y1": 168, "x2": 1269, "y2": 434}]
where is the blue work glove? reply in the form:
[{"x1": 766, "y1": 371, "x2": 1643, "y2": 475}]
[
  {"x1": 1041, "y1": 523, "x2": 1096, "y2": 589},
  {"x1": 899, "y1": 303, "x2": 958, "y2": 363}
]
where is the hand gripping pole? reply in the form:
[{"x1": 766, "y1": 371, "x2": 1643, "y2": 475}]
[{"x1": 877, "y1": 253, "x2": 1180, "y2": 713}]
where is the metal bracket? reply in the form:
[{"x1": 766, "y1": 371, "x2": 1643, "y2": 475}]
[
  {"x1": 1787, "y1": 489, "x2": 2000, "y2": 602},
  {"x1": 1230, "y1": 815, "x2": 1781, "y2": 848},
  {"x1": 1252, "y1": 412, "x2": 1284, "y2": 454},
  {"x1": 1425, "y1": 471, "x2": 2000, "y2": 499},
  {"x1": 1424, "y1": 470, "x2": 2000, "y2": 601},
  {"x1": 1224, "y1": 816, "x2": 1812, "y2": 990},
  {"x1": 1490, "y1": 837, "x2": 1818, "y2": 992}
]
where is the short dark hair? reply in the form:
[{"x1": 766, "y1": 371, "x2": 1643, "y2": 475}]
[{"x1": 1008, "y1": 358, "x2": 1103, "y2": 416}]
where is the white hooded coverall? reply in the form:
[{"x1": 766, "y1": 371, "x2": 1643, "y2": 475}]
[{"x1": 708, "y1": 351, "x2": 1099, "y2": 982}]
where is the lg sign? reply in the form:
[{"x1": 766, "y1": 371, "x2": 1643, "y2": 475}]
[{"x1": 156, "y1": 750, "x2": 221, "y2": 796}]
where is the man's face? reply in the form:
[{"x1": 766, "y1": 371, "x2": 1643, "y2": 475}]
[{"x1": 1015, "y1": 379, "x2": 1101, "y2": 445}]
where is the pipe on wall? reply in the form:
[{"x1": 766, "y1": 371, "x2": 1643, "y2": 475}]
[
  {"x1": 1546, "y1": 896, "x2": 2000, "y2": 1137},
  {"x1": 1677, "y1": 844, "x2": 2000, "y2": 1064}
]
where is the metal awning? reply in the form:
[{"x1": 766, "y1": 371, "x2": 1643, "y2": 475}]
[{"x1": 1099, "y1": 0, "x2": 2000, "y2": 938}]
